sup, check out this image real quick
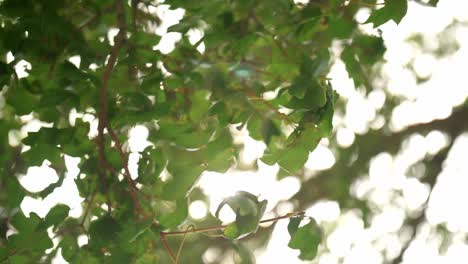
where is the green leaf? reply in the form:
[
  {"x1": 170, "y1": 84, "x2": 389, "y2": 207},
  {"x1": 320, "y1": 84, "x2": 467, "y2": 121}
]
[
  {"x1": 288, "y1": 219, "x2": 322, "y2": 260},
  {"x1": 278, "y1": 147, "x2": 309, "y2": 172},
  {"x1": 285, "y1": 81, "x2": 327, "y2": 111},
  {"x1": 89, "y1": 214, "x2": 122, "y2": 248},
  {"x1": 141, "y1": 72, "x2": 164, "y2": 94},
  {"x1": 161, "y1": 164, "x2": 204, "y2": 200},
  {"x1": 316, "y1": 84, "x2": 337, "y2": 137},
  {"x1": 190, "y1": 90, "x2": 211, "y2": 121},
  {"x1": 10, "y1": 212, "x2": 41, "y2": 233},
  {"x1": 296, "y1": 124, "x2": 322, "y2": 151},
  {"x1": 215, "y1": 191, "x2": 267, "y2": 239},
  {"x1": 23, "y1": 143, "x2": 62, "y2": 166},
  {"x1": 341, "y1": 47, "x2": 367, "y2": 88},
  {"x1": 8, "y1": 231, "x2": 54, "y2": 253},
  {"x1": 328, "y1": 15, "x2": 355, "y2": 39},
  {"x1": 118, "y1": 92, "x2": 153, "y2": 112},
  {"x1": 6, "y1": 176, "x2": 25, "y2": 209},
  {"x1": 300, "y1": 51, "x2": 330, "y2": 78},
  {"x1": 289, "y1": 77, "x2": 308, "y2": 99},
  {"x1": 126, "y1": 219, "x2": 156, "y2": 244},
  {"x1": 5, "y1": 80, "x2": 38, "y2": 115},
  {"x1": 365, "y1": 0, "x2": 408, "y2": 27},
  {"x1": 8, "y1": 212, "x2": 53, "y2": 253},
  {"x1": 167, "y1": 17, "x2": 199, "y2": 33},
  {"x1": 287, "y1": 216, "x2": 303, "y2": 236},
  {"x1": 8, "y1": 255, "x2": 30, "y2": 264},
  {"x1": 133, "y1": 31, "x2": 161, "y2": 47},
  {"x1": 353, "y1": 35, "x2": 385, "y2": 66},
  {"x1": 43, "y1": 204, "x2": 70, "y2": 229},
  {"x1": 59, "y1": 236, "x2": 78, "y2": 262},
  {"x1": 224, "y1": 223, "x2": 240, "y2": 239},
  {"x1": 138, "y1": 147, "x2": 167, "y2": 184},
  {"x1": 159, "y1": 199, "x2": 188, "y2": 228}
]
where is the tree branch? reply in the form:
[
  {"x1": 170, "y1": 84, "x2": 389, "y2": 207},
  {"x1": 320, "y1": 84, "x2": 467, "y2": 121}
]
[
  {"x1": 94, "y1": 0, "x2": 146, "y2": 217},
  {"x1": 292, "y1": 106, "x2": 468, "y2": 209},
  {"x1": 96, "y1": 0, "x2": 126, "y2": 213},
  {"x1": 107, "y1": 125, "x2": 147, "y2": 218},
  {"x1": 390, "y1": 140, "x2": 453, "y2": 264}
]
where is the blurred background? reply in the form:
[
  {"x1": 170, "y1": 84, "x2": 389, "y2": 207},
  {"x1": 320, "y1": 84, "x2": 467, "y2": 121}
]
[{"x1": 12, "y1": 0, "x2": 468, "y2": 263}]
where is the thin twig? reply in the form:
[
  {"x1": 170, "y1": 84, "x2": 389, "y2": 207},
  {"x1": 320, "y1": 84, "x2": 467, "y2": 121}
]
[
  {"x1": 160, "y1": 212, "x2": 305, "y2": 237},
  {"x1": 80, "y1": 190, "x2": 97, "y2": 227},
  {"x1": 175, "y1": 225, "x2": 195, "y2": 264},
  {"x1": 243, "y1": 85, "x2": 297, "y2": 129},
  {"x1": 78, "y1": 14, "x2": 99, "y2": 29},
  {"x1": 160, "y1": 232, "x2": 177, "y2": 262}
]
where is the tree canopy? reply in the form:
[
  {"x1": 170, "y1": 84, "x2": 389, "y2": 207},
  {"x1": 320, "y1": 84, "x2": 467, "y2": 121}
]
[{"x1": 3, "y1": 0, "x2": 466, "y2": 263}]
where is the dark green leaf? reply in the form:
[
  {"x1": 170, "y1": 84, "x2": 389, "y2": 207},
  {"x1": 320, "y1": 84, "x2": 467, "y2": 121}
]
[
  {"x1": 288, "y1": 216, "x2": 303, "y2": 236},
  {"x1": 328, "y1": 15, "x2": 355, "y2": 39},
  {"x1": 365, "y1": 0, "x2": 408, "y2": 27},
  {"x1": 60, "y1": 236, "x2": 78, "y2": 261},
  {"x1": 285, "y1": 81, "x2": 327, "y2": 111},
  {"x1": 288, "y1": 219, "x2": 322, "y2": 260},
  {"x1": 43, "y1": 204, "x2": 70, "y2": 229},
  {"x1": 5, "y1": 80, "x2": 38, "y2": 115},
  {"x1": 0, "y1": 247, "x2": 7, "y2": 261},
  {"x1": 6, "y1": 177, "x2": 25, "y2": 209},
  {"x1": 89, "y1": 214, "x2": 122, "y2": 248},
  {"x1": 23, "y1": 143, "x2": 62, "y2": 166}
]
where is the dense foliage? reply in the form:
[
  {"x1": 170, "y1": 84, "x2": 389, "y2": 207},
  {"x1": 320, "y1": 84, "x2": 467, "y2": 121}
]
[{"x1": 0, "y1": 0, "x2": 449, "y2": 263}]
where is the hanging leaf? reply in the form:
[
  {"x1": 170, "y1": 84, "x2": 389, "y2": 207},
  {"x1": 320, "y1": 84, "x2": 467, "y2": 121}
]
[
  {"x1": 215, "y1": 191, "x2": 268, "y2": 239},
  {"x1": 288, "y1": 218, "x2": 322, "y2": 260}
]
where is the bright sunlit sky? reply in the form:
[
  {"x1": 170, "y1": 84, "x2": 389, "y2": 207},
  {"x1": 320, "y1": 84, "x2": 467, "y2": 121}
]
[{"x1": 10, "y1": 0, "x2": 468, "y2": 263}]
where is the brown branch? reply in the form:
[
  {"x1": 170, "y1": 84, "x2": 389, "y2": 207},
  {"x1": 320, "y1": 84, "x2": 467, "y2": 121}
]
[
  {"x1": 97, "y1": 1, "x2": 147, "y2": 218},
  {"x1": 96, "y1": 0, "x2": 127, "y2": 213},
  {"x1": 107, "y1": 125, "x2": 147, "y2": 218},
  {"x1": 293, "y1": 106, "x2": 468, "y2": 209},
  {"x1": 390, "y1": 141, "x2": 453, "y2": 264}
]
